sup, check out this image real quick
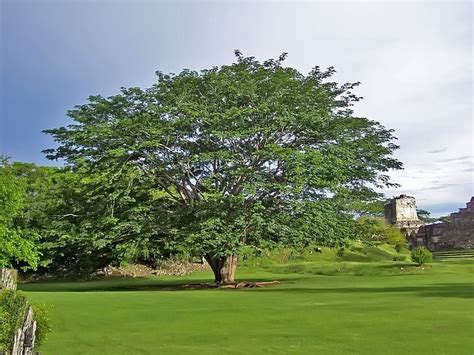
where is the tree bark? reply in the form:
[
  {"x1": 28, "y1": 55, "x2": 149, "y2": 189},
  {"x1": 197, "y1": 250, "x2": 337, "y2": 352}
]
[{"x1": 204, "y1": 254, "x2": 237, "y2": 285}]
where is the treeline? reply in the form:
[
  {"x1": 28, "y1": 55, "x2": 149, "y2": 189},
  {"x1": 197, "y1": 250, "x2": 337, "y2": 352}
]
[
  {"x1": 1, "y1": 159, "x2": 406, "y2": 277},
  {"x1": 1, "y1": 160, "x2": 173, "y2": 274}
]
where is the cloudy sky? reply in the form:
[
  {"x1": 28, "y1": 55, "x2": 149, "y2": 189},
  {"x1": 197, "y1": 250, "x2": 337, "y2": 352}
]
[{"x1": 1, "y1": 0, "x2": 472, "y2": 216}]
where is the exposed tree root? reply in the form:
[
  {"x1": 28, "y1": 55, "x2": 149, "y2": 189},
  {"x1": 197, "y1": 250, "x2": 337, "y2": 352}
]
[{"x1": 182, "y1": 281, "x2": 281, "y2": 289}]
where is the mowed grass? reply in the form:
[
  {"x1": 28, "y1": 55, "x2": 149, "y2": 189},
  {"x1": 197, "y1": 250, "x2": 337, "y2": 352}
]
[{"x1": 21, "y1": 260, "x2": 474, "y2": 355}]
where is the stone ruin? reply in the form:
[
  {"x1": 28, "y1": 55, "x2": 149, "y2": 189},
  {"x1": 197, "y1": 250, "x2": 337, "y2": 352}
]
[
  {"x1": 384, "y1": 195, "x2": 423, "y2": 237},
  {"x1": 384, "y1": 195, "x2": 474, "y2": 251},
  {"x1": 0, "y1": 268, "x2": 37, "y2": 355},
  {"x1": 416, "y1": 197, "x2": 474, "y2": 251}
]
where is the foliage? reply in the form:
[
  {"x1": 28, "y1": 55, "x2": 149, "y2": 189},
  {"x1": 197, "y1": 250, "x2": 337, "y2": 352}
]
[
  {"x1": 0, "y1": 289, "x2": 51, "y2": 351},
  {"x1": 43, "y1": 52, "x2": 402, "y2": 276},
  {"x1": 0, "y1": 306, "x2": 6, "y2": 350},
  {"x1": 416, "y1": 209, "x2": 437, "y2": 223},
  {"x1": 32, "y1": 303, "x2": 53, "y2": 346},
  {"x1": 348, "y1": 199, "x2": 385, "y2": 217},
  {"x1": 0, "y1": 159, "x2": 38, "y2": 269},
  {"x1": 0, "y1": 160, "x2": 25, "y2": 224},
  {"x1": 356, "y1": 217, "x2": 406, "y2": 248},
  {"x1": 4, "y1": 162, "x2": 164, "y2": 273},
  {"x1": 0, "y1": 289, "x2": 28, "y2": 352},
  {"x1": 411, "y1": 247, "x2": 433, "y2": 266}
]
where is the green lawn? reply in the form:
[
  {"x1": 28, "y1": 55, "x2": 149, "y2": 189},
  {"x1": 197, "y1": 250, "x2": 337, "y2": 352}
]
[{"x1": 21, "y1": 261, "x2": 474, "y2": 354}]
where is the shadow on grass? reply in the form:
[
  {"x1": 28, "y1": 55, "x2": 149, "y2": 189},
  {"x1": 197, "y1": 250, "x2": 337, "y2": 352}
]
[
  {"x1": 19, "y1": 276, "x2": 474, "y2": 299},
  {"x1": 18, "y1": 276, "x2": 305, "y2": 292},
  {"x1": 259, "y1": 282, "x2": 474, "y2": 299}
]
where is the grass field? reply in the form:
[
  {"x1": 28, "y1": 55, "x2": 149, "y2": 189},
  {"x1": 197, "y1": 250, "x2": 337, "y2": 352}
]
[{"x1": 20, "y1": 259, "x2": 474, "y2": 354}]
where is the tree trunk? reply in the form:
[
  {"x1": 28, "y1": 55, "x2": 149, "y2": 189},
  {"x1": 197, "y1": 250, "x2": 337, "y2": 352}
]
[{"x1": 204, "y1": 254, "x2": 237, "y2": 285}]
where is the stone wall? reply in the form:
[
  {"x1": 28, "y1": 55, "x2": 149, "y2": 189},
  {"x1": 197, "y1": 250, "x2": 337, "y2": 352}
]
[{"x1": 415, "y1": 197, "x2": 474, "y2": 251}]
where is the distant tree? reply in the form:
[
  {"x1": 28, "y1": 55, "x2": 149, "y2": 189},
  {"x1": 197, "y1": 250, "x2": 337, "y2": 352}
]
[
  {"x1": 350, "y1": 199, "x2": 385, "y2": 217},
  {"x1": 356, "y1": 217, "x2": 406, "y2": 248},
  {"x1": 7, "y1": 162, "x2": 170, "y2": 274},
  {"x1": 416, "y1": 209, "x2": 437, "y2": 223},
  {"x1": 44, "y1": 52, "x2": 402, "y2": 284},
  {"x1": 438, "y1": 215, "x2": 451, "y2": 223}
]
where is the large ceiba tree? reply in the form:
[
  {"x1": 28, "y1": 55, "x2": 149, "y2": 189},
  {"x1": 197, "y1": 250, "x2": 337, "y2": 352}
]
[{"x1": 45, "y1": 52, "x2": 402, "y2": 284}]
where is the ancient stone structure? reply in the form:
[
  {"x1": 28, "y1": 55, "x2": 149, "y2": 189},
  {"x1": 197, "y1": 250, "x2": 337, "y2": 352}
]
[
  {"x1": 415, "y1": 197, "x2": 474, "y2": 251},
  {"x1": 384, "y1": 195, "x2": 423, "y2": 237},
  {"x1": 385, "y1": 195, "x2": 474, "y2": 251},
  {"x1": 0, "y1": 268, "x2": 37, "y2": 355}
]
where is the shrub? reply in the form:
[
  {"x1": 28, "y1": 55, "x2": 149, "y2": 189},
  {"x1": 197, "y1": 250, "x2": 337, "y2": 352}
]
[
  {"x1": 0, "y1": 289, "x2": 28, "y2": 352},
  {"x1": 411, "y1": 247, "x2": 432, "y2": 266},
  {"x1": 356, "y1": 217, "x2": 406, "y2": 246},
  {"x1": 32, "y1": 303, "x2": 52, "y2": 346},
  {"x1": 0, "y1": 306, "x2": 7, "y2": 349},
  {"x1": 336, "y1": 248, "x2": 345, "y2": 257},
  {"x1": 0, "y1": 290, "x2": 52, "y2": 352},
  {"x1": 393, "y1": 255, "x2": 406, "y2": 261}
]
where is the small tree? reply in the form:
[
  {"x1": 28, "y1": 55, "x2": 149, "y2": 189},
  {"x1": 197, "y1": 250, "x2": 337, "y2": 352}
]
[
  {"x1": 416, "y1": 209, "x2": 437, "y2": 223},
  {"x1": 411, "y1": 247, "x2": 432, "y2": 266},
  {"x1": 356, "y1": 217, "x2": 406, "y2": 247}
]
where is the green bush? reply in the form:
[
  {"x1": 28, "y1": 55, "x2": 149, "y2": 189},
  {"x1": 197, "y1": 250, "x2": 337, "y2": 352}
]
[
  {"x1": 0, "y1": 290, "x2": 52, "y2": 352},
  {"x1": 0, "y1": 306, "x2": 7, "y2": 349},
  {"x1": 393, "y1": 255, "x2": 406, "y2": 261},
  {"x1": 32, "y1": 303, "x2": 53, "y2": 346},
  {"x1": 356, "y1": 217, "x2": 406, "y2": 246},
  {"x1": 411, "y1": 247, "x2": 432, "y2": 266},
  {"x1": 0, "y1": 289, "x2": 28, "y2": 352}
]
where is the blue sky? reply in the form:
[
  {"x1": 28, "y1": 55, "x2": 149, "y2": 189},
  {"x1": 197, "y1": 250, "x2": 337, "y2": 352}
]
[{"x1": 1, "y1": 0, "x2": 472, "y2": 216}]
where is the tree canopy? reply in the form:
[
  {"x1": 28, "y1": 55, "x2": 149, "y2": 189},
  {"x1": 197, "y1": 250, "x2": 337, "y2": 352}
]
[{"x1": 44, "y1": 52, "x2": 402, "y2": 283}]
